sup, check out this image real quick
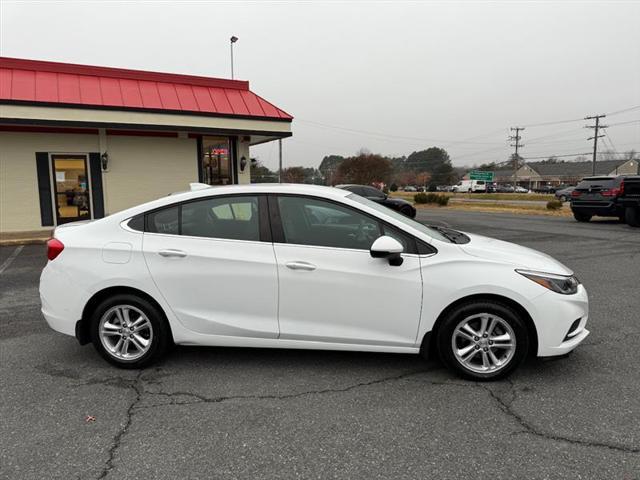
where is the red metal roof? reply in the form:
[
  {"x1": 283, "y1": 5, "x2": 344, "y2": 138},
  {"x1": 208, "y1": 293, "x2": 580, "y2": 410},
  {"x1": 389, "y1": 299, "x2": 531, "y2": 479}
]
[{"x1": 0, "y1": 57, "x2": 292, "y2": 121}]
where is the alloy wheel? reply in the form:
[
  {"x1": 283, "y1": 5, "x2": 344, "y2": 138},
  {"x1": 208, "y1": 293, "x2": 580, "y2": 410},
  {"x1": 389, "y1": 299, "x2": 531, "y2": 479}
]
[
  {"x1": 451, "y1": 313, "x2": 516, "y2": 374},
  {"x1": 98, "y1": 304, "x2": 153, "y2": 361}
]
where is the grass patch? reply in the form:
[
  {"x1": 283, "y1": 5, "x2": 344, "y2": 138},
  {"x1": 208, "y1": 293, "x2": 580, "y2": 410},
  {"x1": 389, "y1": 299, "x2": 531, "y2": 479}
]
[
  {"x1": 391, "y1": 192, "x2": 555, "y2": 202},
  {"x1": 415, "y1": 201, "x2": 571, "y2": 217}
]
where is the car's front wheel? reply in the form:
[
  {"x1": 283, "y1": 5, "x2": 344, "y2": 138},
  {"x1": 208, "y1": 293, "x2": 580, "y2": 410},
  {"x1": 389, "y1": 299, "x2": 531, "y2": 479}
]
[
  {"x1": 90, "y1": 294, "x2": 171, "y2": 368},
  {"x1": 436, "y1": 300, "x2": 529, "y2": 381}
]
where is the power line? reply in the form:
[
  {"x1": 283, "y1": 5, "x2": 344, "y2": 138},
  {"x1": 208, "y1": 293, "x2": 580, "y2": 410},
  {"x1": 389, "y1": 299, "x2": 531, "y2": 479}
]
[
  {"x1": 607, "y1": 119, "x2": 640, "y2": 127},
  {"x1": 297, "y1": 119, "x2": 501, "y2": 145},
  {"x1": 606, "y1": 105, "x2": 640, "y2": 116},
  {"x1": 520, "y1": 117, "x2": 583, "y2": 128},
  {"x1": 522, "y1": 152, "x2": 591, "y2": 160}
]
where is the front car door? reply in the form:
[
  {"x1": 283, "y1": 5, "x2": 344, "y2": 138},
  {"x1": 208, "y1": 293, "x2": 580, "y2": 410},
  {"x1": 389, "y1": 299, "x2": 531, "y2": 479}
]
[
  {"x1": 142, "y1": 194, "x2": 279, "y2": 338},
  {"x1": 270, "y1": 194, "x2": 423, "y2": 348}
]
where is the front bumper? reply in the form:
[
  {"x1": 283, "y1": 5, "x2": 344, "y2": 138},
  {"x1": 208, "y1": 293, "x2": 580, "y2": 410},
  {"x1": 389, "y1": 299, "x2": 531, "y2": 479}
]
[{"x1": 533, "y1": 284, "x2": 590, "y2": 357}]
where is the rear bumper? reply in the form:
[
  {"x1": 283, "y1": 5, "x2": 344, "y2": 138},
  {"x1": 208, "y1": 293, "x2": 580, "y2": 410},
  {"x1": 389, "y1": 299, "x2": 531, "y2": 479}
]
[{"x1": 570, "y1": 201, "x2": 622, "y2": 216}]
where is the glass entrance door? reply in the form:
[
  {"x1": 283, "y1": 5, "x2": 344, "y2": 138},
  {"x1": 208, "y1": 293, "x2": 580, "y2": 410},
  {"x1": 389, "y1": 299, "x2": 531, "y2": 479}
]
[
  {"x1": 201, "y1": 136, "x2": 233, "y2": 185},
  {"x1": 51, "y1": 154, "x2": 91, "y2": 224}
]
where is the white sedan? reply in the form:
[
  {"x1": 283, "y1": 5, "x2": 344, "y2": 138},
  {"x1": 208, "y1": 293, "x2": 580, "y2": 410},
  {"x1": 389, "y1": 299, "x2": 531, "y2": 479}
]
[{"x1": 40, "y1": 184, "x2": 589, "y2": 380}]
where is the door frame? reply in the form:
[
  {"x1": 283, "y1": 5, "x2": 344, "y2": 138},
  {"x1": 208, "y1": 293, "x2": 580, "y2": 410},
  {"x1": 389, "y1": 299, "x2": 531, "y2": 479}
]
[{"x1": 49, "y1": 153, "x2": 94, "y2": 226}]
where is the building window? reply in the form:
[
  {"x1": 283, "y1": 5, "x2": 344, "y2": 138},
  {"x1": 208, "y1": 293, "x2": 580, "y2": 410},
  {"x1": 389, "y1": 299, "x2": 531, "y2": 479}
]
[
  {"x1": 51, "y1": 154, "x2": 91, "y2": 224},
  {"x1": 201, "y1": 136, "x2": 232, "y2": 185}
]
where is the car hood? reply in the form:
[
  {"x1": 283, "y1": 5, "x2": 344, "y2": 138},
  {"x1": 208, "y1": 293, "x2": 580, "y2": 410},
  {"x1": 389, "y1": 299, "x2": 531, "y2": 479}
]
[{"x1": 459, "y1": 233, "x2": 573, "y2": 275}]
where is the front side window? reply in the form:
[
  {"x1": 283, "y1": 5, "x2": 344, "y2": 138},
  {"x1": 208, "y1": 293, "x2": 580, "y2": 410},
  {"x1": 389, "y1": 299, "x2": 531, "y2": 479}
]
[
  {"x1": 181, "y1": 196, "x2": 259, "y2": 241},
  {"x1": 277, "y1": 196, "x2": 381, "y2": 250}
]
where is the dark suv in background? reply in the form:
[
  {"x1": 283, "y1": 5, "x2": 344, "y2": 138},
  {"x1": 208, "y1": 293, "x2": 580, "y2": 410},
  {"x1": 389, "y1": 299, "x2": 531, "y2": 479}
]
[
  {"x1": 620, "y1": 175, "x2": 640, "y2": 227},
  {"x1": 570, "y1": 176, "x2": 626, "y2": 222},
  {"x1": 336, "y1": 184, "x2": 417, "y2": 218}
]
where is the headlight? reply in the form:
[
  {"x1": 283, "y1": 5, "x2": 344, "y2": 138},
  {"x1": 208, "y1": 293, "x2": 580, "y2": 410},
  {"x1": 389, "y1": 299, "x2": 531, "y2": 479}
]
[{"x1": 516, "y1": 270, "x2": 580, "y2": 295}]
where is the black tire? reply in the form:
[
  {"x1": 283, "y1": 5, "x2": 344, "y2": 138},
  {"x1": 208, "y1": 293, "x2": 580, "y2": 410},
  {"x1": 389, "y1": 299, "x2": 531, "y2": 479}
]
[
  {"x1": 89, "y1": 293, "x2": 171, "y2": 368},
  {"x1": 559, "y1": 195, "x2": 567, "y2": 202},
  {"x1": 436, "y1": 300, "x2": 529, "y2": 381},
  {"x1": 573, "y1": 211, "x2": 592, "y2": 222},
  {"x1": 626, "y1": 207, "x2": 640, "y2": 227},
  {"x1": 400, "y1": 205, "x2": 414, "y2": 218}
]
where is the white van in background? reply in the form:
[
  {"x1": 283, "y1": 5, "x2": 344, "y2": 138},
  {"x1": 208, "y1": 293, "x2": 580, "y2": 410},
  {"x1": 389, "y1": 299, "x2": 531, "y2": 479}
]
[{"x1": 452, "y1": 180, "x2": 487, "y2": 193}]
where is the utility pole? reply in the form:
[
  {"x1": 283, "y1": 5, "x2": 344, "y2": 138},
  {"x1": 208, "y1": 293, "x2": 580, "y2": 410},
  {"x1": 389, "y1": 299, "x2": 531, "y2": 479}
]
[
  {"x1": 278, "y1": 138, "x2": 283, "y2": 183},
  {"x1": 509, "y1": 127, "x2": 525, "y2": 188},
  {"x1": 585, "y1": 114, "x2": 607, "y2": 175}
]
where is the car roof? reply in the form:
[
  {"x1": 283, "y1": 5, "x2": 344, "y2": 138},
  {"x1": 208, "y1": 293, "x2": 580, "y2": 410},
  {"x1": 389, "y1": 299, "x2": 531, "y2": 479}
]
[{"x1": 114, "y1": 183, "x2": 352, "y2": 220}]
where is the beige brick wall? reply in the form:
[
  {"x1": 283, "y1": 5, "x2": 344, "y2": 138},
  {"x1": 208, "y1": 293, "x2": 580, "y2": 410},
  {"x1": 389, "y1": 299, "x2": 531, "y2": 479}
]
[
  {"x1": 0, "y1": 132, "x2": 198, "y2": 232},
  {"x1": 0, "y1": 132, "x2": 100, "y2": 232},
  {"x1": 102, "y1": 135, "x2": 198, "y2": 214}
]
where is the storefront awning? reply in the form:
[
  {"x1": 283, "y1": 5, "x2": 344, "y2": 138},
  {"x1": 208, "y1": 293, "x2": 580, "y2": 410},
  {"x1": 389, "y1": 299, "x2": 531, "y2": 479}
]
[{"x1": 0, "y1": 57, "x2": 292, "y2": 122}]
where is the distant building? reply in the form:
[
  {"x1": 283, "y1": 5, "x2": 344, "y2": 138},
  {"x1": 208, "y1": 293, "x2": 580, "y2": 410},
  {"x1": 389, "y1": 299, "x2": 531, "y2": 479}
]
[
  {"x1": 514, "y1": 159, "x2": 638, "y2": 188},
  {"x1": 467, "y1": 159, "x2": 638, "y2": 188}
]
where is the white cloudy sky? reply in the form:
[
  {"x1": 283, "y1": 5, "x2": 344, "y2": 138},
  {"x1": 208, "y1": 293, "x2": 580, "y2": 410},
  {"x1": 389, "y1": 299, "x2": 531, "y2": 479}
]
[{"x1": 1, "y1": 0, "x2": 639, "y2": 170}]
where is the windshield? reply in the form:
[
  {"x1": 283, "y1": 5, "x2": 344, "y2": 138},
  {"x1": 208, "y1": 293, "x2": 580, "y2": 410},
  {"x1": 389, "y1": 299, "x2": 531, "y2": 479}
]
[{"x1": 347, "y1": 193, "x2": 451, "y2": 242}]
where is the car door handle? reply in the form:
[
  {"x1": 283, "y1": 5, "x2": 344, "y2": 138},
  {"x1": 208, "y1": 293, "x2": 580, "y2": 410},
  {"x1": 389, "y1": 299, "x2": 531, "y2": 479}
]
[
  {"x1": 158, "y1": 249, "x2": 187, "y2": 258},
  {"x1": 285, "y1": 261, "x2": 317, "y2": 271}
]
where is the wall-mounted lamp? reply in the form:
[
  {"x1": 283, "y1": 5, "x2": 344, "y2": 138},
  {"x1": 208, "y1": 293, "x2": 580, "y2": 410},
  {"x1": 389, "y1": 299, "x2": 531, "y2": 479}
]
[
  {"x1": 240, "y1": 155, "x2": 247, "y2": 171},
  {"x1": 101, "y1": 152, "x2": 109, "y2": 171}
]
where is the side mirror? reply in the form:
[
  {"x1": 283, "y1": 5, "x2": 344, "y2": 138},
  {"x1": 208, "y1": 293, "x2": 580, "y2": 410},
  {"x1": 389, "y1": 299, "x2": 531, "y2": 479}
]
[{"x1": 370, "y1": 236, "x2": 404, "y2": 266}]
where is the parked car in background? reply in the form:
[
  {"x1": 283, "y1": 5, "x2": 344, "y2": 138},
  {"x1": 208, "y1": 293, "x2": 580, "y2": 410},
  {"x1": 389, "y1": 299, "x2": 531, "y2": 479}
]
[
  {"x1": 452, "y1": 180, "x2": 487, "y2": 193},
  {"x1": 40, "y1": 183, "x2": 589, "y2": 380},
  {"x1": 619, "y1": 175, "x2": 640, "y2": 227},
  {"x1": 497, "y1": 184, "x2": 515, "y2": 193},
  {"x1": 436, "y1": 185, "x2": 449, "y2": 192},
  {"x1": 486, "y1": 183, "x2": 497, "y2": 193},
  {"x1": 555, "y1": 186, "x2": 575, "y2": 202},
  {"x1": 514, "y1": 186, "x2": 529, "y2": 193},
  {"x1": 533, "y1": 185, "x2": 557, "y2": 194},
  {"x1": 336, "y1": 184, "x2": 417, "y2": 218},
  {"x1": 403, "y1": 186, "x2": 417, "y2": 192},
  {"x1": 570, "y1": 176, "x2": 626, "y2": 222}
]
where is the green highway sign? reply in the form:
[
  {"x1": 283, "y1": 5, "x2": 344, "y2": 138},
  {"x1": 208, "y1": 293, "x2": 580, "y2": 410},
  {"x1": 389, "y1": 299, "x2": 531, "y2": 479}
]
[{"x1": 469, "y1": 170, "x2": 494, "y2": 181}]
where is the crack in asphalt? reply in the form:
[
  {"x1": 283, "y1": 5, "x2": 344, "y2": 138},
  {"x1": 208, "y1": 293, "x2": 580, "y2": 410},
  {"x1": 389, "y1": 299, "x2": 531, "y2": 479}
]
[
  {"x1": 96, "y1": 370, "x2": 144, "y2": 480},
  {"x1": 139, "y1": 368, "x2": 434, "y2": 408},
  {"x1": 86, "y1": 364, "x2": 639, "y2": 479},
  {"x1": 479, "y1": 380, "x2": 640, "y2": 454}
]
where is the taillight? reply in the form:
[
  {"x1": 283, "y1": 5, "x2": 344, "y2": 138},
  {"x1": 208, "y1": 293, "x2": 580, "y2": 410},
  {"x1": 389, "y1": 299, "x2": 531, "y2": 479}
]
[
  {"x1": 571, "y1": 190, "x2": 580, "y2": 198},
  {"x1": 47, "y1": 238, "x2": 64, "y2": 261},
  {"x1": 601, "y1": 187, "x2": 622, "y2": 197}
]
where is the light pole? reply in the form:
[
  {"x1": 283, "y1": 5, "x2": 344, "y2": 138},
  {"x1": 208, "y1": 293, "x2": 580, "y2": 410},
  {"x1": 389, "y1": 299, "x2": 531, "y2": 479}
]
[{"x1": 230, "y1": 36, "x2": 238, "y2": 79}]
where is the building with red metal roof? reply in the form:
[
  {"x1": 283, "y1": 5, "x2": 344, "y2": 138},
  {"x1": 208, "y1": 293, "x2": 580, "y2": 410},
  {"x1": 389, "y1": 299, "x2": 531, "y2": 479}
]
[{"x1": 0, "y1": 57, "x2": 293, "y2": 233}]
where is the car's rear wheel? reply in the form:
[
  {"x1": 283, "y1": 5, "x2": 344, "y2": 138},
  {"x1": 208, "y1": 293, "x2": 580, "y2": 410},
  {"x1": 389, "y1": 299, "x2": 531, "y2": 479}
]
[
  {"x1": 626, "y1": 207, "x2": 640, "y2": 227},
  {"x1": 573, "y1": 211, "x2": 592, "y2": 222},
  {"x1": 436, "y1": 300, "x2": 529, "y2": 381},
  {"x1": 90, "y1": 294, "x2": 170, "y2": 368},
  {"x1": 559, "y1": 195, "x2": 567, "y2": 202}
]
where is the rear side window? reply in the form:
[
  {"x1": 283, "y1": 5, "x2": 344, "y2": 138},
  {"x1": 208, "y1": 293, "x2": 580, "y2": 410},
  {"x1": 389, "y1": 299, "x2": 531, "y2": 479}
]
[
  {"x1": 146, "y1": 206, "x2": 179, "y2": 234},
  {"x1": 181, "y1": 196, "x2": 259, "y2": 241}
]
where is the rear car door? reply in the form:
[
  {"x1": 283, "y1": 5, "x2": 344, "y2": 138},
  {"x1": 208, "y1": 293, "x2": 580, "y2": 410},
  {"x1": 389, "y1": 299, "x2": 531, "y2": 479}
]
[
  {"x1": 271, "y1": 194, "x2": 423, "y2": 347},
  {"x1": 142, "y1": 195, "x2": 279, "y2": 338}
]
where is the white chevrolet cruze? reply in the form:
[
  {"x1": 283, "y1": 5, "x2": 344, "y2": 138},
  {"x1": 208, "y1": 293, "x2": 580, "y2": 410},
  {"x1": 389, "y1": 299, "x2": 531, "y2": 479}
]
[{"x1": 40, "y1": 184, "x2": 589, "y2": 380}]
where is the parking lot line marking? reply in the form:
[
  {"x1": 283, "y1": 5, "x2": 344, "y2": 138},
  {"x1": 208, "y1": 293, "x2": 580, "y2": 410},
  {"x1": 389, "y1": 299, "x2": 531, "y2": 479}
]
[{"x1": 0, "y1": 245, "x2": 24, "y2": 275}]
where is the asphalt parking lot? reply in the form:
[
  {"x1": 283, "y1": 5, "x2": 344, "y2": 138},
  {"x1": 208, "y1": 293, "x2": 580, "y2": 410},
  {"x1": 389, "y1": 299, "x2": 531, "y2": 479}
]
[{"x1": 1, "y1": 211, "x2": 639, "y2": 480}]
